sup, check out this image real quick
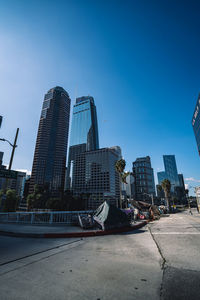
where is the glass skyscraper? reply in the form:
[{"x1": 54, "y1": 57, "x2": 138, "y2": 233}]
[
  {"x1": 163, "y1": 155, "x2": 180, "y2": 187},
  {"x1": 157, "y1": 155, "x2": 180, "y2": 190},
  {"x1": 66, "y1": 96, "x2": 99, "y2": 189},
  {"x1": 192, "y1": 94, "x2": 200, "y2": 156},
  {"x1": 30, "y1": 87, "x2": 71, "y2": 196}
]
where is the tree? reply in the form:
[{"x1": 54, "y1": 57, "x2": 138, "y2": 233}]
[
  {"x1": 115, "y1": 159, "x2": 130, "y2": 208},
  {"x1": 115, "y1": 159, "x2": 130, "y2": 184},
  {"x1": 157, "y1": 185, "x2": 162, "y2": 193},
  {"x1": 3, "y1": 190, "x2": 19, "y2": 212},
  {"x1": 161, "y1": 179, "x2": 171, "y2": 211},
  {"x1": 27, "y1": 184, "x2": 50, "y2": 210}
]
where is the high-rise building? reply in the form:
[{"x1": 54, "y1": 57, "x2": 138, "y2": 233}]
[
  {"x1": 157, "y1": 155, "x2": 179, "y2": 190},
  {"x1": 0, "y1": 152, "x2": 4, "y2": 167},
  {"x1": 132, "y1": 156, "x2": 155, "y2": 202},
  {"x1": 29, "y1": 87, "x2": 71, "y2": 196},
  {"x1": 157, "y1": 171, "x2": 167, "y2": 185},
  {"x1": 157, "y1": 156, "x2": 186, "y2": 204},
  {"x1": 163, "y1": 155, "x2": 179, "y2": 187},
  {"x1": 192, "y1": 94, "x2": 200, "y2": 155},
  {"x1": 66, "y1": 96, "x2": 99, "y2": 189},
  {"x1": 178, "y1": 174, "x2": 185, "y2": 189},
  {"x1": 0, "y1": 116, "x2": 2, "y2": 128},
  {"x1": 72, "y1": 148, "x2": 120, "y2": 209},
  {"x1": 121, "y1": 174, "x2": 135, "y2": 200}
]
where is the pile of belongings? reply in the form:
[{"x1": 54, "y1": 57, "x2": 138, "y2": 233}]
[
  {"x1": 158, "y1": 205, "x2": 169, "y2": 214},
  {"x1": 130, "y1": 200, "x2": 161, "y2": 221},
  {"x1": 138, "y1": 201, "x2": 151, "y2": 220},
  {"x1": 78, "y1": 214, "x2": 94, "y2": 229},
  {"x1": 149, "y1": 205, "x2": 161, "y2": 220},
  {"x1": 122, "y1": 208, "x2": 135, "y2": 222},
  {"x1": 93, "y1": 201, "x2": 129, "y2": 231}
]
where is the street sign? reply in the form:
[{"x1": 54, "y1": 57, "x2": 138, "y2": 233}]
[{"x1": 0, "y1": 169, "x2": 17, "y2": 179}]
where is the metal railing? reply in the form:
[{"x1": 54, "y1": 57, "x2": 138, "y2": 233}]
[{"x1": 0, "y1": 211, "x2": 93, "y2": 225}]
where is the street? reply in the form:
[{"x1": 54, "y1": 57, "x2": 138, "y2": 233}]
[{"x1": 0, "y1": 209, "x2": 200, "y2": 299}]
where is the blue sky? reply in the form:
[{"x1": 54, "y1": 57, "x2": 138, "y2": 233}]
[{"x1": 0, "y1": 0, "x2": 200, "y2": 194}]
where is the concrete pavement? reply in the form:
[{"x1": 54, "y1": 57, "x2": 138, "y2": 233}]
[
  {"x1": 0, "y1": 221, "x2": 147, "y2": 238},
  {"x1": 0, "y1": 227, "x2": 162, "y2": 299},
  {"x1": 149, "y1": 208, "x2": 200, "y2": 299},
  {"x1": 0, "y1": 209, "x2": 200, "y2": 299}
]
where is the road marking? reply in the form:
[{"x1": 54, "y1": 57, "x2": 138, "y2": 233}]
[
  {"x1": 153, "y1": 232, "x2": 200, "y2": 235},
  {"x1": 0, "y1": 239, "x2": 84, "y2": 276}
]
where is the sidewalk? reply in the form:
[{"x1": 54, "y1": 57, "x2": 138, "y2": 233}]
[{"x1": 0, "y1": 221, "x2": 148, "y2": 238}]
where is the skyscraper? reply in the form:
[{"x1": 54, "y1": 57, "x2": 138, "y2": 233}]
[
  {"x1": 157, "y1": 155, "x2": 180, "y2": 190},
  {"x1": 192, "y1": 94, "x2": 200, "y2": 155},
  {"x1": 30, "y1": 87, "x2": 71, "y2": 196},
  {"x1": 66, "y1": 96, "x2": 99, "y2": 189},
  {"x1": 0, "y1": 116, "x2": 2, "y2": 128},
  {"x1": 132, "y1": 156, "x2": 156, "y2": 202}
]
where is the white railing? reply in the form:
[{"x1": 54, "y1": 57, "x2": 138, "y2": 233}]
[{"x1": 0, "y1": 211, "x2": 93, "y2": 225}]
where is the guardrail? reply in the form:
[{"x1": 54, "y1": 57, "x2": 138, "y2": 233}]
[{"x1": 0, "y1": 211, "x2": 93, "y2": 225}]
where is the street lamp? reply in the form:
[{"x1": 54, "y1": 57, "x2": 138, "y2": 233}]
[{"x1": 0, "y1": 128, "x2": 19, "y2": 171}]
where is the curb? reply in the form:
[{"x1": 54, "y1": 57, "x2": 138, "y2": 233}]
[{"x1": 0, "y1": 221, "x2": 148, "y2": 239}]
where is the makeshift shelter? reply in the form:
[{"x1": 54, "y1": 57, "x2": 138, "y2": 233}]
[{"x1": 93, "y1": 201, "x2": 129, "y2": 231}]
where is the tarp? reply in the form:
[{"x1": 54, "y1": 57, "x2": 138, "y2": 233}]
[
  {"x1": 93, "y1": 201, "x2": 129, "y2": 231},
  {"x1": 138, "y1": 201, "x2": 151, "y2": 209}
]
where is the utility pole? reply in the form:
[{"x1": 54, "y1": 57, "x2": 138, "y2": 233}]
[
  {"x1": 8, "y1": 128, "x2": 19, "y2": 171},
  {"x1": 0, "y1": 128, "x2": 19, "y2": 211},
  {"x1": 151, "y1": 194, "x2": 154, "y2": 206}
]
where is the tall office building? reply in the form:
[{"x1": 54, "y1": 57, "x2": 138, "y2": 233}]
[
  {"x1": 0, "y1": 116, "x2": 2, "y2": 128},
  {"x1": 157, "y1": 171, "x2": 167, "y2": 185},
  {"x1": 66, "y1": 96, "x2": 99, "y2": 189},
  {"x1": 29, "y1": 87, "x2": 71, "y2": 196},
  {"x1": 178, "y1": 174, "x2": 185, "y2": 189},
  {"x1": 132, "y1": 156, "x2": 156, "y2": 202},
  {"x1": 192, "y1": 94, "x2": 200, "y2": 155},
  {"x1": 157, "y1": 155, "x2": 179, "y2": 190},
  {"x1": 72, "y1": 148, "x2": 120, "y2": 209}
]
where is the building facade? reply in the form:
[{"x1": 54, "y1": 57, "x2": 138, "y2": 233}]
[
  {"x1": 132, "y1": 156, "x2": 155, "y2": 202},
  {"x1": 157, "y1": 155, "x2": 180, "y2": 190},
  {"x1": 163, "y1": 155, "x2": 180, "y2": 188},
  {"x1": 195, "y1": 187, "x2": 200, "y2": 210},
  {"x1": 121, "y1": 174, "x2": 135, "y2": 202},
  {"x1": 66, "y1": 96, "x2": 99, "y2": 189},
  {"x1": 157, "y1": 156, "x2": 186, "y2": 204},
  {"x1": 72, "y1": 148, "x2": 120, "y2": 209},
  {"x1": 29, "y1": 86, "x2": 71, "y2": 196},
  {"x1": 192, "y1": 94, "x2": 200, "y2": 156}
]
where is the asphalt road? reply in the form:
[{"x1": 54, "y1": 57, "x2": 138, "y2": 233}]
[
  {"x1": 0, "y1": 209, "x2": 199, "y2": 300},
  {"x1": 150, "y1": 208, "x2": 200, "y2": 300}
]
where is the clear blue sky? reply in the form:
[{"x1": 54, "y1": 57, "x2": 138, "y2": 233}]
[{"x1": 0, "y1": 0, "x2": 200, "y2": 194}]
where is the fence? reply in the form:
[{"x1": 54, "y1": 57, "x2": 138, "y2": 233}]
[{"x1": 0, "y1": 211, "x2": 93, "y2": 225}]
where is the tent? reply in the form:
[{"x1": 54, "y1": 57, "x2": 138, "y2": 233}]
[{"x1": 93, "y1": 201, "x2": 129, "y2": 231}]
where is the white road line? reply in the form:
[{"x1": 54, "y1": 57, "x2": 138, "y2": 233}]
[{"x1": 153, "y1": 232, "x2": 200, "y2": 235}]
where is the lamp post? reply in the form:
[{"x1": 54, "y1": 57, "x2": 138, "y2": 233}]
[
  {"x1": 0, "y1": 128, "x2": 19, "y2": 171},
  {"x1": 0, "y1": 128, "x2": 19, "y2": 201}
]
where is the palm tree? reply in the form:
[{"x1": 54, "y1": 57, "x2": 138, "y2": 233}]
[
  {"x1": 161, "y1": 179, "x2": 171, "y2": 211},
  {"x1": 115, "y1": 159, "x2": 130, "y2": 184},
  {"x1": 115, "y1": 159, "x2": 130, "y2": 208}
]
